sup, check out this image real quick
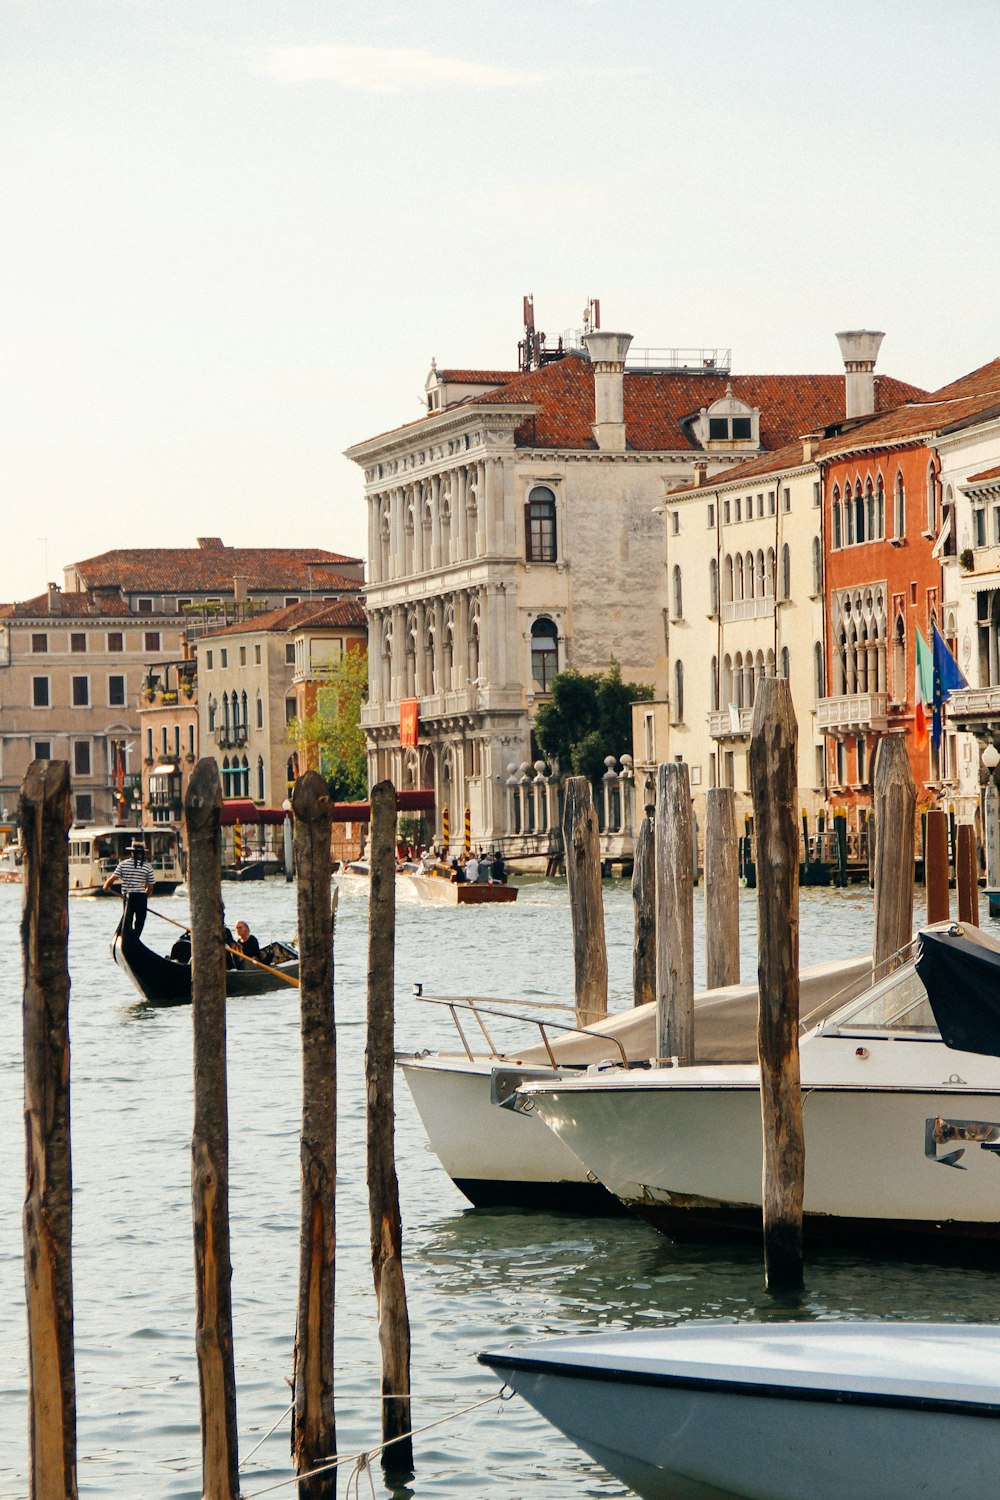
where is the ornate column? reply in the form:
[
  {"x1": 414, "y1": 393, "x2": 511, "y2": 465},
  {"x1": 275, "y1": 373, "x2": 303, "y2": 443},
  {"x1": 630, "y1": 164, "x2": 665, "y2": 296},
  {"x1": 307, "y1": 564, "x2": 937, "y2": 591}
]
[
  {"x1": 431, "y1": 597, "x2": 445, "y2": 697},
  {"x1": 456, "y1": 467, "x2": 468, "y2": 560},
  {"x1": 390, "y1": 604, "x2": 404, "y2": 703},
  {"x1": 430, "y1": 475, "x2": 442, "y2": 570},
  {"x1": 476, "y1": 460, "x2": 488, "y2": 555},
  {"x1": 392, "y1": 488, "x2": 406, "y2": 580},
  {"x1": 453, "y1": 592, "x2": 468, "y2": 694},
  {"x1": 477, "y1": 585, "x2": 491, "y2": 686},
  {"x1": 367, "y1": 493, "x2": 381, "y2": 584},
  {"x1": 413, "y1": 601, "x2": 427, "y2": 698}
]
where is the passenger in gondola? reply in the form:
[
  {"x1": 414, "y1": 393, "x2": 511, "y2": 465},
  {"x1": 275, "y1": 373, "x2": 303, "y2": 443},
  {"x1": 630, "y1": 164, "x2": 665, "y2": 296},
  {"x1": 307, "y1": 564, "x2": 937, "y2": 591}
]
[
  {"x1": 234, "y1": 920, "x2": 260, "y2": 966},
  {"x1": 170, "y1": 933, "x2": 192, "y2": 964}
]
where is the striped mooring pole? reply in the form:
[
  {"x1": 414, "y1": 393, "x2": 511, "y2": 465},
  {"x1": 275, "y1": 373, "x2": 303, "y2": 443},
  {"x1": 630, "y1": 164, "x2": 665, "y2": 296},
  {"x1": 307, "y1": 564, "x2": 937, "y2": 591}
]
[
  {"x1": 442, "y1": 804, "x2": 449, "y2": 854},
  {"x1": 463, "y1": 807, "x2": 471, "y2": 858},
  {"x1": 233, "y1": 822, "x2": 243, "y2": 863}
]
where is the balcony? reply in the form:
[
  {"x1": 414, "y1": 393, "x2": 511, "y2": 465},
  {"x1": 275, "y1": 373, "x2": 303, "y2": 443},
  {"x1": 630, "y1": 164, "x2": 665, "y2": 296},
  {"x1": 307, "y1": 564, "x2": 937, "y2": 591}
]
[
  {"x1": 944, "y1": 685, "x2": 1000, "y2": 733},
  {"x1": 709, "y1": 706, "x2": 755, "y2": 740},
  {"x1": 721, "y1": 597, "x2": 775, "y2": 625},
  {"x1": 816, "y1": 693, "x2": 889, "y2": 734},
  {"x1": 215, "y1": 726, "x2": 248, "y2": 749}
]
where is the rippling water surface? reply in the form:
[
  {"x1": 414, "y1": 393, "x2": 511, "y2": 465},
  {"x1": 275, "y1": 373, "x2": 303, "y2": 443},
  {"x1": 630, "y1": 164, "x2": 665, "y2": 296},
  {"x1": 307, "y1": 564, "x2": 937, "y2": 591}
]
[{"x1": 2, "y1": 876, "x2": 998, "y2": 1497}]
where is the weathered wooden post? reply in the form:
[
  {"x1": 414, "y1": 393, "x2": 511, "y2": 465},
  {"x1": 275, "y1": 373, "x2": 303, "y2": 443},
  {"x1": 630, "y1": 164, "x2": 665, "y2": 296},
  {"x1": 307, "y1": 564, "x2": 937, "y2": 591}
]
[
  {"x1": 957, "y1": 822, "x2": 980, "y2": 927},
  {"x1": 185, "y1": 758, "x2": 240, "y2": 1500},
  {"x1": 705, "y1": 787, "x2": 740, "y2": 990},
  {"x1": 631, "y1": 800, "x2": 656, "y2": 1008},
  {"x1": 748, "y1": 679, "x2": 804, "y2": 1293},
  {"x1": 21, "y1": 759, "x2": 78, "y2": 1500},
  {"x1": 834, "y1": 808, "x2": 848, "y2": 886},
  {"x1": 926, "y1": 807, "x2": 950, "y2": 924},
  {"x1": 654, "y1": 762, "x2": 694, "y2": 1064},
  {"x1": 562, "y1": 776, "x2": 609, "y2": 1028},
  {"x1": 366, "y1": 780, "x2": 413, "y2": 1474},
  {"x1": 291, "y1": 772, "x2": 337, "y2": 1494},
  {"x1": 866, "y1": 809, "x2": 876, "y2": 889},
  {"x1": 985, "y1": 778, "x2": 1000, "y2": 918},
  {"x1": 872, "y1": 736, "x2": 916, "y2": 978}
]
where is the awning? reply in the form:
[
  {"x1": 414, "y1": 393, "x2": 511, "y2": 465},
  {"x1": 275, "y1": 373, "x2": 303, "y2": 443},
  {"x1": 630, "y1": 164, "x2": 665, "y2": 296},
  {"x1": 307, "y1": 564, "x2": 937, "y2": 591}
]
[
  {"x1": 331, "y1": 788, "x2": 435, "y2": 822},
  {"x1": 151, "y1": 763, "x2": 179, "y2": 776},
  {"x1": 220, "y1": 799, "x2": 287, "y2": 826}
]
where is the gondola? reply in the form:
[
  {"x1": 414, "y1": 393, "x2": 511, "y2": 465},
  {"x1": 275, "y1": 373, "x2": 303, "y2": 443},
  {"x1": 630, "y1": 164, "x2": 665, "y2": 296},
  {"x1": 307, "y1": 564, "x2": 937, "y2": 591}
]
[{"x1": 112, "y1": 925, "x2": 299, "y2": 1006}]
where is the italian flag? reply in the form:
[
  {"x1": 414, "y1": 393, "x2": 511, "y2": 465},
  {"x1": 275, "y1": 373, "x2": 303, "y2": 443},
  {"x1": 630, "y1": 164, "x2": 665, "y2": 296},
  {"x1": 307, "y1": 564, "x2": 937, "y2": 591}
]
[{"x1": 914, "y1": 627, "x2": 933, "y2": 751}]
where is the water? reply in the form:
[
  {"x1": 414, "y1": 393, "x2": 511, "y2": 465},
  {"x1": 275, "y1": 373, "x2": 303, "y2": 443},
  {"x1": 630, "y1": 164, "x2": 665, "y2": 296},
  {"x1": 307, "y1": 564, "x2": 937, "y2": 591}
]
[{"x1": 2, "y1": 877, "x2": 998, "y2": 1498}]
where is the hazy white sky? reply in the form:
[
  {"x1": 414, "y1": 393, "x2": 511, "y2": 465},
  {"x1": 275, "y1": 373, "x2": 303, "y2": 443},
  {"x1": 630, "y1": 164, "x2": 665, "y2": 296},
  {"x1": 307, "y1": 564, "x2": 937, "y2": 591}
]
[{"x1": 3, "y1": 0, "x2": 999, "y2": 603}]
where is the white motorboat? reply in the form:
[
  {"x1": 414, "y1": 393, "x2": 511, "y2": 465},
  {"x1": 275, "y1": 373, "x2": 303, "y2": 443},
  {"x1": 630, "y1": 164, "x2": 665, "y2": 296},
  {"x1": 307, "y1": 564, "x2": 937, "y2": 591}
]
[
  {"x1": 480, "y1": 1321, "x2": 1000, "y2": 1500},
  {"x1": 399, "y1": 954, "x2": 872, "y2": 1212},
  {"x1": 512, "y1": 923, "x2": 1000, "y2": 1245},
  {"x1": 335, "y1": 858, "x2": 517, "y2": 905}
]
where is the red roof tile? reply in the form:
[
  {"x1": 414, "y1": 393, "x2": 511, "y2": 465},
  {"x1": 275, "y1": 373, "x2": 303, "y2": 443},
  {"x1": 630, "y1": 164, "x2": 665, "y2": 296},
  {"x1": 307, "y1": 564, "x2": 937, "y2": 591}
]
[
  {"x1": 966, "y1": 464, "x2": 1000, "y2": 485},
  {"x1": 71, "y1": 544, "x2": 364, "y2": 594},
  {"x1": 203, "y1": 598, "x2": 368, "y2": 639},
  {"x1": 460, "y1": 354, "x2": 923, "y2": 452},
  {"x1": 6, "y1": 590, "x2": 132, "y2": 619},
  {"x1": 438, "y1": 370, "x2": 518, "y2": 384}
]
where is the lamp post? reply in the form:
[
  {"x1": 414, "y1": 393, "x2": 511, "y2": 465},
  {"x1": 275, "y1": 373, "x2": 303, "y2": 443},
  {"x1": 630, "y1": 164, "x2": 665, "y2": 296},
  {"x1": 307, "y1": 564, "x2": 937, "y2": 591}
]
[{"x1": 282, "y1": 798, "x2": 293, "y2": 882}]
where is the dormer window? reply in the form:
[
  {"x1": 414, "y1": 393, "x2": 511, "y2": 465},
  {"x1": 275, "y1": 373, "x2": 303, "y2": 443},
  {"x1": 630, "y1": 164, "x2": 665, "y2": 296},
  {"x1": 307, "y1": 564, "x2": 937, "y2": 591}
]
[
  {"x1": 696, "y1": 386, "x2": 760, "y2": 451},
  {"x1": 708, "y1": 415, "x2": 752, "y2": 440}
]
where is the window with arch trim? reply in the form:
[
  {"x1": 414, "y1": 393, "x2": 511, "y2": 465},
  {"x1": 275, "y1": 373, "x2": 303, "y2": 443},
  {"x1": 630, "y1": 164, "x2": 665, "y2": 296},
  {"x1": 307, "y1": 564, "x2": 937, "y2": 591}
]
[
  {"x1": 894, "y1": 471, "x2": 905, "y2": 538},
  {"x1": 672, "y1": 564, "x2": 683, "y2": 620},
  {"x1": 525, "y1": 486, "x2": 557, "y2": 563},
  {"x1": 673, "y1": 659, "x2": 684, "y2": 723},
  {"x1": 530, "y1": 617, "x2": 559, "y2": 693},
  {"x1": 780, "y1": 543, "x2": 791, "y2": 601}
]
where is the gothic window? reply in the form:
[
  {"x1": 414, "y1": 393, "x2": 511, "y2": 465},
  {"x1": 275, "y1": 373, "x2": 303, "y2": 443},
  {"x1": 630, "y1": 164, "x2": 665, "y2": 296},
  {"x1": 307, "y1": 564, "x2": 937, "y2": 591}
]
[
  {"x1": 814, "y1": 641, "x2": 824, "y2": 700},
  {"x1": 240, "y1": 690, "x2": 248, "y2": 732},
  {"x1": 530, "y1": 617, "x2": 559, "y2": 693},
  {"x1": 525, "y1": 487, "x2": 557, "y2": 563},
  {"x1": 832, "y1": 485, "x2": 842, "y2": 549},
  {"x1": 780, "y1": 543, "x2": 791, "y2": 601},
  {"x1": 710, "y1": 655, "x2": 719, "y2": 711},
  {"x1": 709, "y1": 558, "x2": 719, "y2": 617},
  {"x1": 876, "y1": 474, "x2": 885, "y2": 538},
  {"x1": 892, "y1": 616, "x2": 905, "y2": 701},
  {"x1": 723, "y1": 554, "x2": 733, "y2": 604},
  {"x1": 257, "y1": 755, "x2": 265, "y2": 801},
  {"x1": 812, "y1": 535, "x2": 822, "y2": 595},
  {"x1": 926, "y1": 461, "x2": 937, "y2": 532},
  {"x1": 672, "y1": 565, "x2": 683, "y2": 619},
  {"x1": 894, "y1": 471, "x2": 905, "y2": 538},
  {"x1": 781, "y1": 646, "x2": 790, "y2": 680},
  {"x1": 673, "y1": 659, "x2": 684, "y2": 723}
]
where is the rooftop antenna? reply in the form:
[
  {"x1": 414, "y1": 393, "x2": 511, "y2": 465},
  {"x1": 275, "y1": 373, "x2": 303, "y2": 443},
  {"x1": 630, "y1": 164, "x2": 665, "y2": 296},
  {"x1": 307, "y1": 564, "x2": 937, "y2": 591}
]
[{"x1": 582, "y1": 298, "x2": 601, "y2": 334}]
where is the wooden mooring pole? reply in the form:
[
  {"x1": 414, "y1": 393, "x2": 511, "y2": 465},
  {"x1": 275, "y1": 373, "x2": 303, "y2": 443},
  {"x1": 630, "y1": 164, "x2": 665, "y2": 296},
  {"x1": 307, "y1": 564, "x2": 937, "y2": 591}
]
[
  {"x1": 291, "y1": 772, "x2": 337, "y2": 1493},
  {"x1": 21, "y1": 759, "x2": 78, "y2": 1500},
  {"x1": 704, "y1": 787, "x2": 739, "y2": 991},
  {"x1": 957, "y1": 822, "x2": 980, "y2": 927},
  {"x1": 926, "y1": 808, "x2": 950, "y2": 924},
  {"x1": 748, "y1": 680, "x2": 804, "y2": 1293},
  {"x1": 185, "y1": 759, "x2": 240, "y2": 1500},
  {"x1": 872, "y1": 736, "x2": 916, "y2": 977},
  {"x1": 654, "y1": 762, "x2": 694, "y2": 1064},
  {"x1": 631, "y1": 800, "x2": 656, "y2": 1007},
  {"x1": 366, "y1": 780, "x2": 413, "y2": 1475},
  {"x1": 562, "y1": 776, "x2": 609, "y2": 1028}
]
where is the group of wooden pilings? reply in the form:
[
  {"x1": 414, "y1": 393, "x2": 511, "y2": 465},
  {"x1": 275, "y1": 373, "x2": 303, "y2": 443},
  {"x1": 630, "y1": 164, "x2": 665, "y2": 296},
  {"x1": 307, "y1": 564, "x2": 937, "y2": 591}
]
[
  {"x1": 21, "y1": 757, "x2": 412, "y2": 1500},
  {"x1": 563, "y1": 681, "x2": 965, "y2": 1294}
]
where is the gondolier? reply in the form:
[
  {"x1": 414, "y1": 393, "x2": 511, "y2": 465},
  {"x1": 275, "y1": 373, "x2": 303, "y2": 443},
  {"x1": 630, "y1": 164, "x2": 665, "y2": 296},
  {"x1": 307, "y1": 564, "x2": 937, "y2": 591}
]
[{"x1": 103, "y1": 839, "x2": 155, "y2": 937}]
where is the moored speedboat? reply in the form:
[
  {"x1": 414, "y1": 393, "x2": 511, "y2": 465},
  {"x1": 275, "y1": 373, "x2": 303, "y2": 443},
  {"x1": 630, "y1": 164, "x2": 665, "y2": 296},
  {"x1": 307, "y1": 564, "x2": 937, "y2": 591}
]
[
  {"x1": 512, "y1": 923, "x2": 1000, "y2": 1245},
  {"x1": 399, "y1": 954, "x2": 872, "y2": 1212},
  {"x1": 480, "y1": 1321, "x2": 1000, "y2": 1500}
]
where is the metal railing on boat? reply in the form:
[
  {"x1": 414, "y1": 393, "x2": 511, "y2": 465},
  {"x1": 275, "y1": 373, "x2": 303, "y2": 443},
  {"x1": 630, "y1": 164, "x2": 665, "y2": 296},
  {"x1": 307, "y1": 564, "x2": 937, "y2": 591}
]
[{"x1": 406, "y1": 985, "x2": 630, "y2": 1070}]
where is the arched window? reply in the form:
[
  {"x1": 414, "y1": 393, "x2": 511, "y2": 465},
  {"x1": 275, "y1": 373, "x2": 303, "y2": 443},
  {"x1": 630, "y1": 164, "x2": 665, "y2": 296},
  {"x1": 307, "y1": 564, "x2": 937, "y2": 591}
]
[
  {"x1": 709, "y1": 558, "x2": 719, "y2": 617},
  {"x1": 875, "y1": 474, "x2": 885, "y2": 539},
  {"x1": 814, "y1": 641, "x2": 824, "y2": 700},
  {"x1": 673, "y1": 659, "x2": 684, "y2": 723},
  {"x1": 241, "y1": 754, "x2": 249, "y2": 796},
  {"x1": 722, "y1": 653, "x2": 733, "y2": 705},
  {"x1": 780, "y1": 543, "x2": 791, "y2": 601},
  {"x1": 854, "y1": 481, "x2": 866, "y2": 544},
  {"x1": 781, "y1": 646, "x2": 790, "y2": 680},
  {"x1": 710, "y1": 655, "x2": 719, "y2": 711},
  {"x1": 241, "y1": 690, "x2": 248, "y2": 733},
  {"x1": 525, "y1": 486, "x2": 557, "y2": 563},
  {"x1": 672, "y1": 564, "x2": 683, "y2": 620},
  {"x1": 723, "y1": 554, "x2": 733, "y2": 604},
  {"x1": 894, "y1": 471, "x2": 905, "y2": 538},
  {"x1": 832, "y1": 485, "x2": 842, "y2": 549},
  {"x1": 736, "y1": 553, "x2": 745, "y2": 601},
  {"x1": 256, "y1": 692, "x2": 263, "y2": 730},
  {"x1": 530, "y1": 617, "x2": 559, "y2": 693},
  {"x1": 222, "y1": 754, "x2": 231, "y2": 793},
  {"x1": 893, "y1": 615, "x2": 906, "y2": 701},
  {"x1": 812, "y1": 535, "x2": 822, "y2": 595},
  {"x1": 865, "y1": 478, "x2": 875, "y2": 541},
  {"x1": 756, "y1": 550, "x2": 765, "y2": 598},
  {"x1": 926, "y1": 461, "x2": 937, "y2": 532},
  {"x1": 257, "y1": 755, "x2": 265, "y2": 801},
  {"x1": 745, "y1": 551, "x2": 755, "y2": 600},
  {"x1": 208, "y1": 695, "x2": 217, "y2": 732}
]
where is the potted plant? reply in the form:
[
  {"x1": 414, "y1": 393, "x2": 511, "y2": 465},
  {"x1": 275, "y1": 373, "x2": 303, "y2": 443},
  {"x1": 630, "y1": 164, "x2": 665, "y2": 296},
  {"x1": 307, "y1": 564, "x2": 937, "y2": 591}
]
[{"x1": 960, "y1": 548, "x2": 975, "y2": 571}]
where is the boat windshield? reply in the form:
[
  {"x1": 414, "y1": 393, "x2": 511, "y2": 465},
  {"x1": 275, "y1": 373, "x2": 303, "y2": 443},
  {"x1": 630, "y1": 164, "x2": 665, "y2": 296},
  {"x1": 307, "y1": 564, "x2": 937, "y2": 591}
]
[{"x1": 823, "y1": 961, "x2": 938, "y2": 1037}]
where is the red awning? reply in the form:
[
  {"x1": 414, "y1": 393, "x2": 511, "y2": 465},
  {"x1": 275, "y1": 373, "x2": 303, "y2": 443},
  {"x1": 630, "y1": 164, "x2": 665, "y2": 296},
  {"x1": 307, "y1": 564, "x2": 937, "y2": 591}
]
[
  {"x1": 330, "y1": 788, "x2": 435, "y2": 822},
  {"x1": 220, "y1": 799, "x2": 287, "y2": 826}
]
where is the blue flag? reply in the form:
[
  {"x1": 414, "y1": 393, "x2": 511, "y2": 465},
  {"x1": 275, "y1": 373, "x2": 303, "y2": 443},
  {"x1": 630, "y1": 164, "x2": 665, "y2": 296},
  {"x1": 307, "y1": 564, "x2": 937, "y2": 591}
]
[{"x1": 931, "y1": 622, "x2": 968, "y2": 749}]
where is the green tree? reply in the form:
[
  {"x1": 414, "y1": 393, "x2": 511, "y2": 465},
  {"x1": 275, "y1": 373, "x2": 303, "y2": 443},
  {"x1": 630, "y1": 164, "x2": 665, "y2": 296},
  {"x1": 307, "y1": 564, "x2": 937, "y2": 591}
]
[
  {"x1": 533, "y1": 661, "x2": 654, "y2": 782},
  {"x1": 287, "y1": 648, "x2": 369, "y2": 801}
]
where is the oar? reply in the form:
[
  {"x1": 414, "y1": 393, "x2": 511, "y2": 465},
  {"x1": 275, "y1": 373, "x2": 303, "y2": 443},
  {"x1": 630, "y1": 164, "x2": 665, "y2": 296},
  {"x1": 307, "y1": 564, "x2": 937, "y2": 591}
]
[{"x1": 146, "y1": 905, "x2": 300, "y2": 988}]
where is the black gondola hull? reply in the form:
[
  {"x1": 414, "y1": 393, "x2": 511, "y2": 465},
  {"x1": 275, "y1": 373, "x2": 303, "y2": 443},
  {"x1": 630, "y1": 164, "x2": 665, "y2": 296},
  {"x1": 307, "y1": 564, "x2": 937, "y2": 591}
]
[
  {"x1": 112, "y1": 929, "x2": 298, "y2": 1006},
  {"x1": 916, "y1": 926, "x2": 1000, "y2": 1057}
]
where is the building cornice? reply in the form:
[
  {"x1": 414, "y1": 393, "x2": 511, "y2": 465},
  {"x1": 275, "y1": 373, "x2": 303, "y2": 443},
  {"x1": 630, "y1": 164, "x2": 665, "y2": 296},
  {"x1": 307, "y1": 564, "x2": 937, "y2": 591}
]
[{"x1": 344, "y1": 404, "x2": 534, "y2": 468}]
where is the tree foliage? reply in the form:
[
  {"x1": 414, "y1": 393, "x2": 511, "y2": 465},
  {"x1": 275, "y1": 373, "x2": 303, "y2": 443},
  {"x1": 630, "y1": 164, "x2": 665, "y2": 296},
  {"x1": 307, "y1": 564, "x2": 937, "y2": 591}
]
[
  {"x1": 533, "y1": 661, "x2": 654, "y2": 782},
  {"x1": 286, "y1": 647, "x2": 369, "y2": 801}
]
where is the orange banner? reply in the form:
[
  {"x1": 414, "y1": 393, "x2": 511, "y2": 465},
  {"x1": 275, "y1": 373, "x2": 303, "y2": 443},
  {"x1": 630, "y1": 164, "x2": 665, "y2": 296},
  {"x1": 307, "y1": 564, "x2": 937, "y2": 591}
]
[{"x1": 400, "y1": 698, "x2": 419, "y2": 748}]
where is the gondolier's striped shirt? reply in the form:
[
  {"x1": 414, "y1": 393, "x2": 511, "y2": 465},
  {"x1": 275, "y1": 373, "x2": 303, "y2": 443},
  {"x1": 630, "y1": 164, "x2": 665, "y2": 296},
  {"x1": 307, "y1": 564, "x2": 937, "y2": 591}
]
[{"x1": 113, "y1": 858, "x2": 155, "y2": 893}]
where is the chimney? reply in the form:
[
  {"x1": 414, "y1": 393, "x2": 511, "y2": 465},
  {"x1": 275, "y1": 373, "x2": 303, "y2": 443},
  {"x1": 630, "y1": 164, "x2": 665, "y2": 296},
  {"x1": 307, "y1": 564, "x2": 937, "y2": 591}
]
[
  {"x1": 836, "y1": 330, "x2": 885, "y2": 419},
  {"x1": 692, "y1": 461, "x2": 708, "y2": 488},
  {"x1": 47, "y1": 581, "x2": 61, "y2": 614},
  {"x1": 582, "y1": 330, "x2": 633, "y2": 453},
  {"x1": 233, "y1": 575, "x2": 249, "y2": 604},
  {"x1": 198, "y1": 537, "x2": 225, "y2": 550},
  {"x1": 802, "y1": 435, "x2": 819, "y2": 463}
]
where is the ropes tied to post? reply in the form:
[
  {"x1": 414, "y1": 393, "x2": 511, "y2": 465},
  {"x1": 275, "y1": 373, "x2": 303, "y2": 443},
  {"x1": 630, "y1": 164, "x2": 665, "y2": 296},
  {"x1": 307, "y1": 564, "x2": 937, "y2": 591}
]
[{"x1": 240, "y1": 1391, "x2": 512, "y2": 1497}]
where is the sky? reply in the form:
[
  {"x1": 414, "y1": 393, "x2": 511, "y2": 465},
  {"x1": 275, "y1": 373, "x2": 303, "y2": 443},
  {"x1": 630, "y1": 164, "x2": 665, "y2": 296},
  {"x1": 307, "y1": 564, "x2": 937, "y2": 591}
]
[{"x1": 2, "y1": 0, "x2": 999, "y2": 604}]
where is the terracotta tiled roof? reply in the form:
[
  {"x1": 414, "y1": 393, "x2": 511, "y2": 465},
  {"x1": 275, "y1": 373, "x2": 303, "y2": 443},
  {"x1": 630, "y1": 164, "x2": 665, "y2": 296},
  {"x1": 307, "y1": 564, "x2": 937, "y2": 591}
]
[
  {"x1": 203, "y1": 598, "x2": 368, "y2": 639},
  {"x1": 437, "y1": 370, "x2": 518, "y2": 384},
  {"x1": 666, "y1": 358, "x2": 1000, "y2": 497},
  {"x1": 6, "y1": 590, "x2": 132, "y2": 619},
  {"x1": 460, "y1": 354, "x2": 924, "y2": 453},
  {"x1": 965, "y1": 464, "x2": 1000, "y2": 485},
  {"x1": 71, "y1": 544, "x2": 364, "y2": 593}
]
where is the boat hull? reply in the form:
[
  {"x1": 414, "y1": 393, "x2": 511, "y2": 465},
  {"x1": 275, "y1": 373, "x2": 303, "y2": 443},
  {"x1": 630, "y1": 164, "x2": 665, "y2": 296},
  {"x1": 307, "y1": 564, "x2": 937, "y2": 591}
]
[
  {"x1": 401, "y1": 874, "x2": 517, "y2": 904},
  {"x1": 112, "y1": 930, "x2": 298, "y2": 1006},
  {"x1": 480, "y1": 1324, "x2": 1000, "y2": 1500},
  {"x1": 521, "y1": 1060, "x2": 1000, "y2": 1243}
]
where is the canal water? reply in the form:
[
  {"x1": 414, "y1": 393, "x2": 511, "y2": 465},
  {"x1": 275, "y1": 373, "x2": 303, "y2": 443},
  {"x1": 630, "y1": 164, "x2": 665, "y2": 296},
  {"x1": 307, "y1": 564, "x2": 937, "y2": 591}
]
[{"x1": 2, "y1": 877, "x2": 999, "y2": 1498}]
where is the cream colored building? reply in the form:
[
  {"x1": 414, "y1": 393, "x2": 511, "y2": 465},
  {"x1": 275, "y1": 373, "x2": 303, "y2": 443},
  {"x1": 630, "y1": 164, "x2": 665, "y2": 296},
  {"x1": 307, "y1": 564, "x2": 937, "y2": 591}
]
[
  {"x1": 658, "y1": 446, "x2": 827, "y2": 822},
  {"x1": 346, "y1": 324, "x2": 914, "y2": 848}
]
